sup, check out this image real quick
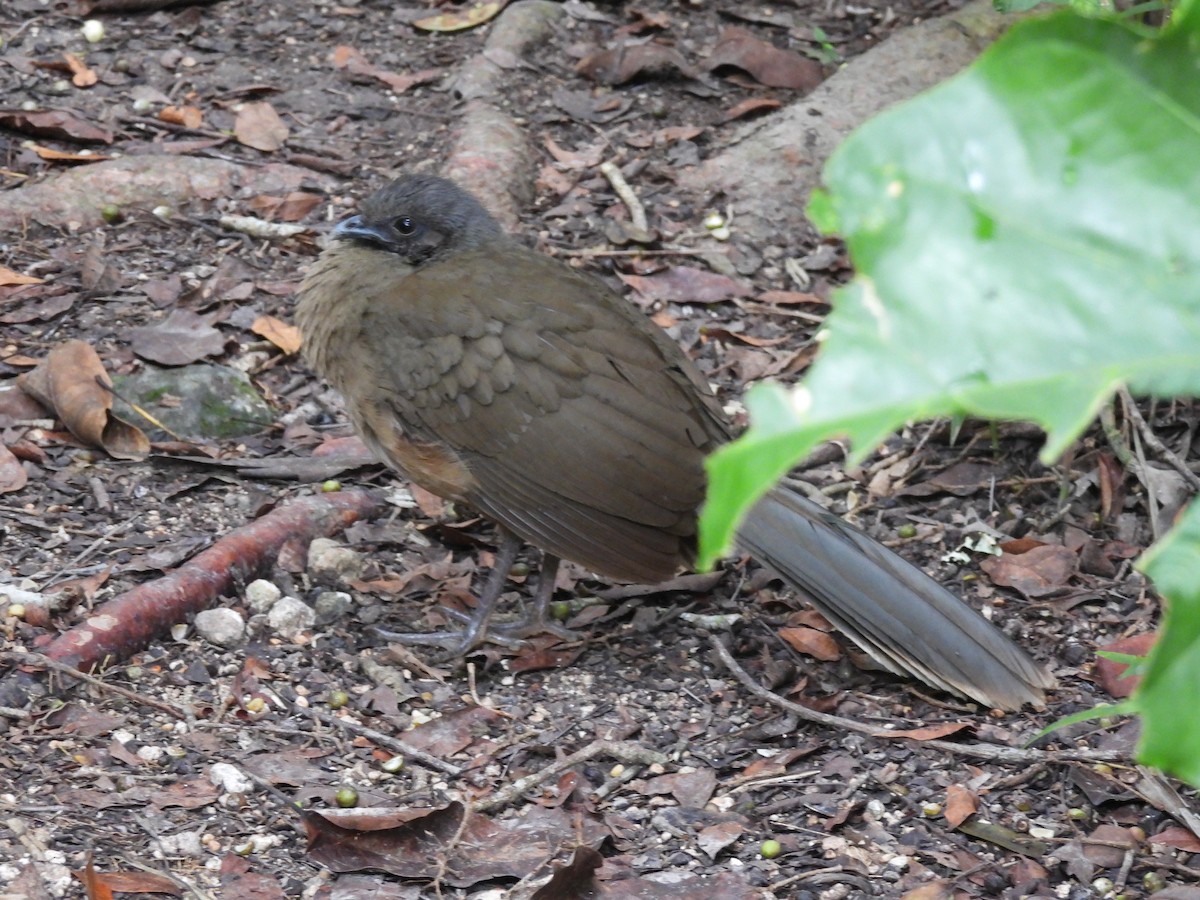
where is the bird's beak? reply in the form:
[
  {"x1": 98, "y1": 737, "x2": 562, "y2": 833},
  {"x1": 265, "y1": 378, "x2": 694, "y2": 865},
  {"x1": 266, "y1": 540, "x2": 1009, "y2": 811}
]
[{"x1": 333, "y1": 215, "x2": 385, "y2": 244}]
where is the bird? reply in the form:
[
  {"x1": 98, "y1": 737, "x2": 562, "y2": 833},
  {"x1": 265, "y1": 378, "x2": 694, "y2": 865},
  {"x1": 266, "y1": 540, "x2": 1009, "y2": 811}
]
[{"x1": 295, "y1": 173, "x2": 1056, "y2": 710}]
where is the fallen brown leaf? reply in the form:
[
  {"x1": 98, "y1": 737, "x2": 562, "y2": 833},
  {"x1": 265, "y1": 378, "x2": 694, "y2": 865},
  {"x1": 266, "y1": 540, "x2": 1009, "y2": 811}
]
[
  {"x1": 235, "y1": 101, "x2": 288, "y2": 152},
  {"x1": 0, "y1": 444, "x2": 27, "y2": 494},
  {"x1": 757, "y1": 290, "x2": 827, "y2": 305},
  {"x1": 577, "y1": 42, "x2": 701, "y2": 85},
  {"x1": 249, "y1": 190, "x2": 323, "y2": 222},
  {"x1": 0, "y1": 107, "x2": 113, "y2": 142},
  {"x1": 251, "y1": 315, "x2": 303, "y2": 355},
  {"x1": 0, "y1": 266, "x2": 44, "y2": 286},
  {"x1": 706, "y1": 26, "x2": 823, "y2": 90},
  {"x1": 63, "y1": 51, "x2": 97, "y2": 87},
  {"x1": 1148, "y1": 825, "x2": 1200, "y2": 853},
  {"x1": 414, "y1": 0, "x2": 506, "y2": 32},
  {"x1": 1094, "y1": 632, "x2": 1156, "y2": 698},
  {"x1": 129, "y1": 309, "x2": 226, "y2": 365},
  {"x1": 944, "y1": 783, "x2": 979, "y2": 828},
  {"x1": 160, "y1": 105, "x2": 204, "y2": 129},
  {"x1": 778, "y1": 625, "x2": 841, "y2": 661},
  {"x1": 880, "y1": 721, "x2": 973, "y2": 741},
  {"x1": 17, "y1": 339, "x2": 149, "y2": 459},
  {"x1": 618, "y1": 265, "x2": 753, "y2": 304},
  {"x1": 981, "y1": 544, "x2": 1077, "y2": 598},
  {"x1": 722, "y1": 97, "x2": 783, "y2": 122}
]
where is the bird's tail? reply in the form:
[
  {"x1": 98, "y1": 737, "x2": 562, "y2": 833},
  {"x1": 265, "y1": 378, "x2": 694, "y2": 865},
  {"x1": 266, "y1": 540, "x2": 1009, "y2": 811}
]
[{"x1": 735, "y1": 484, "x2": 1055, "y2": 710}]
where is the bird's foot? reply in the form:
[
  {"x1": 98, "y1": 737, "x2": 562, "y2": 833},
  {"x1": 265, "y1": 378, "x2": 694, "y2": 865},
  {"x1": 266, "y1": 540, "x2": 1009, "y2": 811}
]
[{"x1": 371, "y1": 604, "x2": 581, "y2": 656}]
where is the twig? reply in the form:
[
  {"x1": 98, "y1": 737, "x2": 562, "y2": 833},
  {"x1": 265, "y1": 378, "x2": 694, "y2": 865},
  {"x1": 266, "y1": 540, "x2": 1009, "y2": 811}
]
[
  {"x1": 299, "y1": 703, "x2": 463, "y2": 776},
  {"x1": 473, "y1": 739, "x2": 669, "y2": 813},
  {"x1": 708, "y1": 635, "x2": 1124, "y2": 764},
  {"x1": 599, "y1": 161, "x2": 648, "y2": 234},
  {"x1": 591, "y1": 762, "x2": 643, "y2": 801},
  {"x1": 1127, "y1": 397, "x2": 1161, "y2": 540},
  {"x1": 1120, "y1": 388, "x2": 1200, "y2": 491},
  {"x1": 429, "y1": 801, "x2": 472, "y2": 899},
  {"x1": 2, "y1": 650, "x2": 192, "y2": 721}
]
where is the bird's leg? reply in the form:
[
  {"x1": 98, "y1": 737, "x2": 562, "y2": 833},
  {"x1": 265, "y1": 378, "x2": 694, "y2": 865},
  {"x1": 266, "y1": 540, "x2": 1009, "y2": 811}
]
[
  {"x1": 372, "y1": 540, "x2": 581, "y2": 653},
  {"x1": 372, "y1": 530, "x2": 524, "y2": 652},
  {"x1": 486, "y1": 553, "x2": 579, "y2": 641}
]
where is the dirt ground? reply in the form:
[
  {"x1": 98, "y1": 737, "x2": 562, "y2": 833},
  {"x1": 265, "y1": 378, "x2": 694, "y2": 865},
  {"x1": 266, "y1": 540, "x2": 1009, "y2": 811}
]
[{"x1": 1, "y1": 0, "x2": 1197, "y2": 898}]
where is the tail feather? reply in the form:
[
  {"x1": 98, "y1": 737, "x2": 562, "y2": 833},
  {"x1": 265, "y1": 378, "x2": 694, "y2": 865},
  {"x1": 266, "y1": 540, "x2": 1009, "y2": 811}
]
[{"x1": 736, "y1": 485, "x2": 1055, "y2": 710}]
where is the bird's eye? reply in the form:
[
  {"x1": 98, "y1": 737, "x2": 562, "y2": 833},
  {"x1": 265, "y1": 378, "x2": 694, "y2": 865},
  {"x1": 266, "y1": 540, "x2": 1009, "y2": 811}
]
[{"x1": 394, "y1": 216, "x2": 416, "y2": 236}]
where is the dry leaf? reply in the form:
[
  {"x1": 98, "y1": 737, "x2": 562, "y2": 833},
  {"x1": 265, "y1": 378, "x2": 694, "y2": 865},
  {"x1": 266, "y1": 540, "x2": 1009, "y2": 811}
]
[
  {"x1": 577, "y1": 42, "x2": 700, "y2": 85},
  {"x1": 1094, "y1": 633, "x2": 1156, "y2": 698},
  {"x1": 758, "y1": 290, "x2": 827, "y2": 305},
  {"x1": 251, "y1": 315, "x2": 303, "y2": 355},
  {"x1": 882, "y1": 721, "x2": 973, "y2": 741},
  {"x1": 17, "y1": 339, "x2": 149, "y2": 459},
  {"x1": 706, "y1": 26, "x2": 823, "y2": 90},
  {"x1": 0, "y1": 444, "x2": 27, "y2": 494},
  {"x1": 249, "y1": 191, "x2": 323, "y2": 222},
  {"x1": 160, "y1": 105, "x2": 204, "y2": 128},
  {"x1": 0, "y1": 108, "x2": 113, "y2": 142},
  {"x1": 414, "y1": 1, "x2": 505, "y2": 32},
  {"x1": 0, "y1": 266, "x2": 44, "y2": 286},
  {"x1": 722, "y1": 97, "x2": 783, "y2": 122},
  {"x1": 944, "y1": 784, "x2": 979, "y2": 828},
  {"x1": 542, "y1": 136, "x2": 606, "y2": 170},
  {"x1": 235, "y1": 101, "x2": 288, "y2": 152},
  {"x1": 1148, "y1": 825, "x2": 1200, "y2": 853},
  {"x1": 330, "y1": 45, "x2": 443, "y2": 93},
  {"x1": 778, "y1": 625, "x2": 841, "y2": 661},
  {"x1": 63, "y1": 51, "x2": 98, "y2": 88},
  {"x1": 130, "y1": 309, "x2": 227, "y2": 366},
  {"x1": 0, "y1": 288, "x2": 78, "y2": 324},
  {"x1": 27, "y1": 144, "x2": 110, "y2": 162},
  {"x1": 697, "y1": 821, "x2": 744, "y2": 860},
  {"x1": 981, "y1": 544, "x2": 1077, "y2": 598},
  {"x1": 618, "y1": 265, "x2": 753, "y2": 304}
]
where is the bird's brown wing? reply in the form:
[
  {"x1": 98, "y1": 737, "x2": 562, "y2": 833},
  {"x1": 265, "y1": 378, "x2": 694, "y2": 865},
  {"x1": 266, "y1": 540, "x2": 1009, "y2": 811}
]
[{"x1": 357, "y1": 244, "x2": 729, "y2": 582}]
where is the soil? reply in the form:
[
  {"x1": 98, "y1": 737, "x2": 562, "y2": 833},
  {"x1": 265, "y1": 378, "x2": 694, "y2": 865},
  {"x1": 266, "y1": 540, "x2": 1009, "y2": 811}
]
[{"x1": 0, "y1": 1, "x2": 1195, "y2": 898}]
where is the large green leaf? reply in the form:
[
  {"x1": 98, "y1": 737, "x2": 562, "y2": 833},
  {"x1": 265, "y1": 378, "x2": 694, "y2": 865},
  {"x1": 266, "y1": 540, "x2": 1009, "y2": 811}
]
[
  {"x1": 1136, "y1": 501, "x2": 1200, "y2": 783},
  {"x1": 699, "y1": 1, "x2": 1200, "y2": 567}
]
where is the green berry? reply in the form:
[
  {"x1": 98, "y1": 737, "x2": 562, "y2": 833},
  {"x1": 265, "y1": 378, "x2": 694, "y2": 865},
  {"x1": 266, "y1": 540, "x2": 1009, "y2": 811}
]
[{"x1": 381, "y1": 755, "x2": 405, "y2": 774}]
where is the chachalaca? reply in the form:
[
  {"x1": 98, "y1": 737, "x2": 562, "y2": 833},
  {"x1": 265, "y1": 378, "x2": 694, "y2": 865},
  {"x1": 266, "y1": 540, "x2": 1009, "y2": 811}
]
[{"x1": 296, "y1": 174, "x2": 1056, "y2": 710}]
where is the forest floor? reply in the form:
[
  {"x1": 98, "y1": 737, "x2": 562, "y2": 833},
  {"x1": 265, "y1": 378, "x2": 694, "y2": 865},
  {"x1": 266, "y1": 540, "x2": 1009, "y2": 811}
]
[{"x1": 0, "y1": 0, "x2": 1196, "y2": 898}]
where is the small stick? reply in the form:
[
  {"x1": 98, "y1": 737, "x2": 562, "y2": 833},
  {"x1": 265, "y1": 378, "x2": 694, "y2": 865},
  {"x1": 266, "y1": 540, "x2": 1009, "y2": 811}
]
[
  {"x1": 300, "y1": 703, "x2": 464, "y2": 776},
  {"x1": 708, "y1": 635, "x2": 1123, "y2": 764},
  {"x1": 1120, "y1": 387, "x2": 1200, "y2": 492},
  {"x1": 600, "y1": 161, "x2": 648, "y2": 234},
  {"x1": 3, "y1": 650, "x2": 192, "y2": 721},
  {"x1": 473, "y1": 739, "x2": 668, "y2": 813}
]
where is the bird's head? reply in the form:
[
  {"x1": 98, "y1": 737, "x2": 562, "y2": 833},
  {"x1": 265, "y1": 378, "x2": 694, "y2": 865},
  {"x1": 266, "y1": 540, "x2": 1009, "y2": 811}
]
[{"x1": 332, "y1": 174, "x2": 503, "y2": 266}]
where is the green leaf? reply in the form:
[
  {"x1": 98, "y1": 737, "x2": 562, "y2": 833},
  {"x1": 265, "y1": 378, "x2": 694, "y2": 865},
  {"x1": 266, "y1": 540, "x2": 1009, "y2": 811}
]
[
  {"x1": 1135, "y1": 501, "x2": 1200, "y2": 784},
  {"x1": 1029, "y1": 700, "x2": 1136, "y2": 745},
  {"x1": 699, "y1": 4, "x2": 1200, "y2": 566}
]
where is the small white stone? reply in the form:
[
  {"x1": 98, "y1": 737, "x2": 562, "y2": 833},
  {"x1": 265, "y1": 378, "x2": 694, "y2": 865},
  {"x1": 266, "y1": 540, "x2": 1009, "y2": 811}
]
[
  {"x1": 209, "y1": 762, "x2": 254, "y2": 794},
  {"x1": 266, "y1": 596, "x2": 315, "y2": 641},
  {"x1": 307, "y1": 538, "x2": 365, "y2": 584},
  {"x1": 244, "y1": 579, "x2": 282, "y2": 614},
  {"x1": 81, "y1": 19, "x2": 105, "y2": 42},
  {"x1": 194, "y1": 607, "x2": 246, "y2": 648},
  {"x1": 136, "y1": 745, "x2": 165, "y2": 764}
]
